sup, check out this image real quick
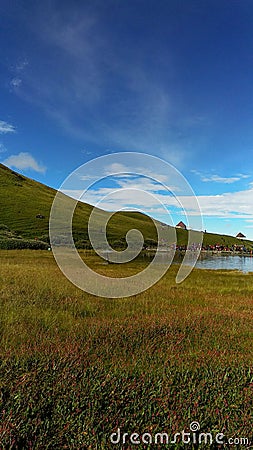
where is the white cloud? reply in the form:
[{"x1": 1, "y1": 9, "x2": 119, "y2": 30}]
[
  {"x1": 103, "y1": 163, "x2": 179, "y2": 187},
  {"x1": 0, "y1": 143, "x2": 7, "y2": 153},
  {"x1": 196, "y1": 188, "x2": 253, "y2": 217},
  {"x1": 79, "y1": 175, "x2": 97, "y2": 181},
  {"x1": 201, "y1": 175, "x2": 240, "y2": 184},
  {"x1": 9, "y1": 59, "x2": 29, "y2": 91},
  {"x1": 16, "y1": 59, "x2": 28, "y2": 72},
  {"x1": 2, "y1": 152, "x2": 46, "y2": 173},
  {"x1": 191, "y1": 170, "x2": 242, "y2": 184},
  {"x1": 236, "y1": 173, "x2": 250, "y2": 179},
  {"x1": 63, "y1": 180, "x2": 253, "y2": 221},
  {"x1": 10, "y1": 78, "x2": 22, "y2": 88},
  {"x1": 0, "y1": 120, "x2": 15, "y2": 134},
  {"x1": 104, "y1": 163, "x2": 129, "y2": 175},
  {"x1": 63, "y1": 187, "x2": 176, "y2": 215}
]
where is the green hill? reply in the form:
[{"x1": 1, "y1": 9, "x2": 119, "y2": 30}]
[
  {"x1": 176, "y1": 226, "x2": 253, "y2": 249},
  {"x1": 0, "y1": 163, "x2": 252, "y2": 250},
  {"x1": 0, "y1": 164, "x2": 158, "y2": 247}
]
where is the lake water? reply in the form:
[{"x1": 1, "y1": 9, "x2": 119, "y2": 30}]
[
  {"x1": 140, "y1": 251, "x2": 253, "y2": 273},
  {"x1": 194, "y1": 254, "x2": 253, "y2": 273},
  {"x1": 98, "y1": 250, "x2": 253, "y2": 273}
]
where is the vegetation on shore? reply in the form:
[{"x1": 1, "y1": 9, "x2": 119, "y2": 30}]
[{"x1": 0, "y1": 250, "x2": 252, "y2": 448}]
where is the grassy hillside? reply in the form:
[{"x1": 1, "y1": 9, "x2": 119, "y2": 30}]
[
  {"x1": 0, "y1": 164, "x2": 57, "y2": 240},
  {"x1": 202, "y1": 230, "x2": 253, "y2": 248},
  {"x1": 0, "y1": 164, "x2": 157, "y2": 246},
  {"x1": 176, "y1": 226, "x2": 253, "y2": 249},
  {"x1": 0, "y1": 163, "x2": 252, "y2": 249}
]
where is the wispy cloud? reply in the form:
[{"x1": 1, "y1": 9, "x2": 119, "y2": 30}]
[
  {"x1": 9, "y1": 58, "x2": 28, "y2": 92},
  {"x1": 10, "y1": 78, "x2": 22, "y2": 88},
  {"x1": 236, "y1": 173, "x2": 250, "y2": 179},
  {"x1": 191, "y1": 170, "x2": 248, "y2": 184},
  {"x1": 201, "y1": 175, "x2": 240, "y2": 184},
  {"x1": 102, "y1": 163, "x2": 182, "y2": 192},
  {"x1": 0, "y1": 143, "x2": 7, "y2": 153},
  {"x1": 15, "y1": 59, "x2": 29, "y2": 72},
  {"x1": 2, "y1": 152, "x2": 46, "y2": 173},
  {"x1": 6, "y1": 3, "x2": 202, "y2": 166},
  {"x1": 0, "y1": 120, "x2": 16, "y2": 134}
]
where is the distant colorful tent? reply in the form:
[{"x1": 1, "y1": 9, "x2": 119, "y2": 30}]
[
  {"x1": 236, "y1": 232, "x2": 246, "y2": 239},
  {"x1": 176, "y1": 221, "x2": 187, "y2": 230}
]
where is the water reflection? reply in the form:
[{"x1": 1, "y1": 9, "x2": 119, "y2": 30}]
[{"x1": 194, "y1": 254, "x2": 253, "y2": 273}]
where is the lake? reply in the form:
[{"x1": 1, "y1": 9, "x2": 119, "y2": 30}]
[
  {"x1": 194, "y1": 254, "x2": 253, "y2": 273},
  {"x1": 139, "y1": 251, "x2": 253, "y2": 273}
]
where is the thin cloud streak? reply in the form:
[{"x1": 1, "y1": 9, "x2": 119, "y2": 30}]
[
  {"x1": 191, "y1": 170, "x2": 246, "y2": 184},
  {"x1": 201, "y1": 175, "x2": 240, "y2": 184},
  {"x1": 0, "y1": 120, "x2": 16, "y2": 134}
]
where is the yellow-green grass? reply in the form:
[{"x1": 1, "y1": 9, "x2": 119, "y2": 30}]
[{"x1": 0, "y1": 250, "x2": 253, "y2": 448}]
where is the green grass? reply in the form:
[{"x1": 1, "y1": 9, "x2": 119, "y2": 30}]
[
  {"x1": 0, "y1": 250, "x2": 252, "y2": 448},
  {"x1": 0, "y1": 164, "x2": 158, "y2": 246}
]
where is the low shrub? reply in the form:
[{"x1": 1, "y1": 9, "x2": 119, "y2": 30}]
[{"x1": 0, "y1": 238, "x2": 49, "y2": 250}]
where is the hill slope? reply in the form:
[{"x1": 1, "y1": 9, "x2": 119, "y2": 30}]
[
  {"x1": 0, "y1": 164, "x2": 158, "y2": 246},
  {"x1": 0, "y1": 163, "x2": 252, "y2": 249}
]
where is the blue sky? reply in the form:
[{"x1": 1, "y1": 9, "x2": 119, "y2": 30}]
[{"x1": 1, "y1": 0, "x2": 253, "y2": 239}]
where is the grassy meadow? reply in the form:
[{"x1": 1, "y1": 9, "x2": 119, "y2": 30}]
[{"x1": 0, "y1": 250, "x2": 252, "y2": 448}]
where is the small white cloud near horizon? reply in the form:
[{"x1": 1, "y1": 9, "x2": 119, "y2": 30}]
[
  {"x1": 0, "y1": 120, "x2": 16, "y2": 134},
  {"x1": 2, "y1": 152, "x2": 46, "y2": 173}
]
